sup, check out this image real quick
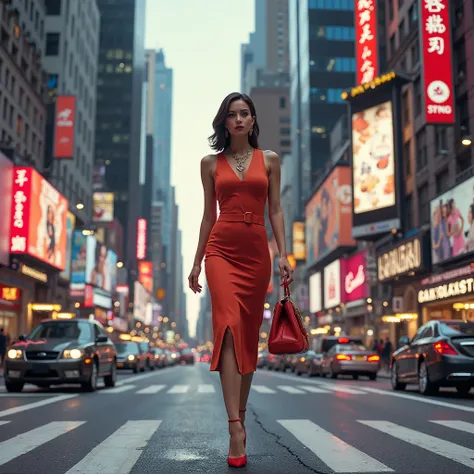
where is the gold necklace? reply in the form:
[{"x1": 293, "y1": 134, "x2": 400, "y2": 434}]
[{"x1": 233, "y1": 149, "x2": 252, "y2": 172}]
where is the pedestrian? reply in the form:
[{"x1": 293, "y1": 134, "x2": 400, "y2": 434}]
[
  {"x1": 0, "y1": 328, "x2": 7, "y2": 366},
  {"x1": 382, "y1": 337, "x2": 392, "y2": 371},
  {"x1": 188, "y1": 92, "x2": 293, "y2": 468}
]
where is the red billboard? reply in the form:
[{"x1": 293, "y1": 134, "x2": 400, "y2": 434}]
[
  {"x1": 341, "y1": 251, "x2": 369, "y2": 303},
  {"x1": 420, "y1": 0, "x2": 454, "y2": 124},
  {"x1": 9, "y1": 167, "x2": 68, "y2": 270},
  {"x1": 138, "y1": 261, "x2": 153, "y2": 293},
  {"x1": 53, "y1": 96, "x2": 76, "y2": 159},
  {"x1": 136, "y1": 218, "x2": 147, "y2": 260},
  {"x1": 0, "y1": 152, "x2": 13, "y2": 266},
  {"x1": 355, "y1": 0, "x2": 378, "y2": 85}
]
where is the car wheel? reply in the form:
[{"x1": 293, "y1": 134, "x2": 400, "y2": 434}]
[
  {"x1": 456, "y1": 384, "x2": 471, "y2": 395},
  {"x1": 368, "y1": 373, "x2": 377, "y2": 381},
  {"x1": 418, "y1": 361, "x2": 438, "y2": 395},
  {"x1": 133, "y1": 364, "x2": 138, "y2": 373},
  {"x1": 391, "y1": 361, "x2": 406, "y2": 390},
  {"x1": 82, "y1": 361, "x2": 98, "y2": 392},
  {"x1": 5, "y1": 381, "x2": 24, "y2": 393},
  {"x1": 104, "y1": 362, "x2": 116, "y2": 388},
  {"x1": 353, "y1": 374, "x2": 359, "y2": 380}
]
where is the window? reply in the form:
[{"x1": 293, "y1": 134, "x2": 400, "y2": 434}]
[
  {"x1": 435, "y1": 126, "x2": 448, "y2": 154},
  {"x1": 309, "y1": 0, "x2": 354, "y2": 10},
  {"x1": 404, "y1": 140, "x2": 411, "y2": 176},
  {"x1": 310, "y1": 57, "x2": 355, "y2": 72},
  {"x1": 46, "y1": 33, "x2": 60, "y2": 56},
  {"x1": 390, "y1": 34, "x2": 396, "y2": 56},
  {"x1": 413, "y1": 77, "x2": 421, "y2": 116},
  {"x1": 402, "y1": 90, "x2": 410, "y2": 124},
  {"x1": 416, "y1": 129, "x2": 427, "y2": 170},
  {"x1": 280, "y1": 116, "x2": 290, "y2": 124},
  {"x1": 280, "y1": 139, "x2": 291, "y2": 147},
  {"x1": 411, "y1": 42, "x2": 419, "y2": 66},
  {"x1": 280, "y1": 127, "x2": 290, "y2": 136},
  {"x1": 418, "y1": 183, "x2": 429, "y2": 224},
  {"x1": 435, "y1": 170, "x2": 449, "y2": 195},
  {"x1": 409, "y1": 1, "x2": 418, "y2": 29},
  {"x1": 399, "y1": 19, "x2": 406, "y2": 41},
  {"x1": 279, "y1": 97, "x2": 286, "y2": 109}
]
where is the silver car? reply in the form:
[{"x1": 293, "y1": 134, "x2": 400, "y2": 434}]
[{"x1": 321, "y1": 342, "x2": 380, "y2": 380}]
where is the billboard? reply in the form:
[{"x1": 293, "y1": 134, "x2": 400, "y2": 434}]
[
  {"x1": 324, "y1": 260, "x2": 341, "y2": 309},
  {"x1": 60, "y1": 211, "x2": 76, "y2": 280},
  {"x1": 85, "y1": 236, "x2": 118, "y2": 293},
  {"x1": 342, "y1": 251, "x2": 369, "y2": 303},
  {"x1": 136, "y1": 218, "x2": 147, "y2": 260},
  {"x1": 93, "y1": 192, "x2": 114, "y2": 222},
  {"x1": 9, "y1": 167, "x2": 68, "y2": 270},
  {"x1": 309, "y1": 272, "x2": 322, "y2": 314},
  {"x1": 138, "y1": 261, "x2": 153, "y2": 293},
  {"x1": 305, "y1": 167, "x2": 354, "y2": 267},
  {"x1": 53, "y1": 95, "x2": 76, "y2": 159},
  {"x1": 292, "y1": 222, "x2": 306, "y2": 260},
  {"x1": 355, "y1": 0, "x2": 378, "y2": 85},
  {"x1": 0, "y1": 153, "x2": 13, "y2": 266},
  {"x1": 430, "y1": 175, "x2": 474, "y2": 265},
  {"x1": 419, "y1": 0, "x2": 454, "y2": 124},
  {"x1": 71, "y1": 230, "x2": 87, "y2": 284}
]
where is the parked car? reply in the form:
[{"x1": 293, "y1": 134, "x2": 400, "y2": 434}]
[
  {"x1": 294, "y1": 351, "x2": 323, "y2": 376},
  {"x1": 4, "y1": 318, "x2": 117, "y2": 392},
  {"x1": 391, "y1": 320, "x2": 474, "y2": 395},
  {"x1": 115, "y1": 340, "x2": 146, "y2": 373}
]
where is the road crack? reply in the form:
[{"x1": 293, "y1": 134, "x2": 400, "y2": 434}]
[{"x1": 248, "y1": 405, "x2": 327, "y2": 474}]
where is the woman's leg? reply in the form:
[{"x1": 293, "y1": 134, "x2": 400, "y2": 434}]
[
  {"x1": 219, "y1": 328, "x2": 245, "y2": 457},
  {"x1": 239, "y1": 372, "x2": 254, "y2": 425}
]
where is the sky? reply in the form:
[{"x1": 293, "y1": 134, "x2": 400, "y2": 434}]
[{"x1": 145, "y1": 0, "x2": 255, "y2": 338}]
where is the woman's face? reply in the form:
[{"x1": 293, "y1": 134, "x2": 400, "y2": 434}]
[{"x1": 225, "y1": 99, "x2": 254, "y2": 138}]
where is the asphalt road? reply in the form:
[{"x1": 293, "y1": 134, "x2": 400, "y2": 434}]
[{"x1": 0, "y1": 363, "x2": 473, "y2": 474}]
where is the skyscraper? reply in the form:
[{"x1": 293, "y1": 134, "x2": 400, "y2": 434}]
[{"x1": 94, "y1": 0, "x2": 146, "y2": 268}]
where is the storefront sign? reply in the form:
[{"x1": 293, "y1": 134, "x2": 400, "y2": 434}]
[
  {"x1": 342, "y1": 251, "x2": 369, "y2": 302},
  {"x1": 418, "y1": 277, "x2": 474, "y2": 303},
  {"x1": 419, "y1": 0, "x2": 454, "y2": 124},
  {"x1": 20, "y1": 264, "x2": 48, "y2": 283},
  {"x1": 421, "y1": 265, "x2": 473, "y2": 286},
  {"x1": 0, "y1": 286, "x2": 20, "y2": 302},
  {"x1": 378, "y1": 237, "x2": 423, "y2": 282},
  {"x1": 355, "y1": 0, "x2": 378, "y2": 85}
]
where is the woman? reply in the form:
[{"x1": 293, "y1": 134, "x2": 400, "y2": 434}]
[{"x1": 188, "y1": 92, "x2": 293, "y2": 468}]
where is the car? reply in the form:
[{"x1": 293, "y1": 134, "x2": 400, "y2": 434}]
[
  {"x1": 4, "y1": 318, "x2": 117, "y2": 393},
  {"x1": 391, "y1": 320, "x2": 474, "y2": 395},
  {"x1": 180, "y1": 348, "x2": 195, "y2": 365},
  {"x1": 115, "y1": 340, "x2": 146, "y2": 373}
]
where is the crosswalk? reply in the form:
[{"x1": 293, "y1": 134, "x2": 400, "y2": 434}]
[{"x1": 0, "y1": 418, "x2": 473, "y2": 472}]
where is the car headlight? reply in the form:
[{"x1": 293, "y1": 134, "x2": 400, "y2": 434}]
[
  {"x1": 127, "y1": 354, "x2": 135, "y2": 361},
  {"x1": 7, "y1": 349, "x2": 23, "y2": 360},
  {"x1": 62, "y1": 349, "x2": 84, "y2": 359}
]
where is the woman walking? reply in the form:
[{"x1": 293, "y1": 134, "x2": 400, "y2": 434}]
[{"x1": 188, "y1": 92, "x2": 293, "y2": 467}]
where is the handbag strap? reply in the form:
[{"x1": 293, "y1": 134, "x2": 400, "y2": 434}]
[{"x1": 283, "y1": 278, "x2": 290, "y2": 298}]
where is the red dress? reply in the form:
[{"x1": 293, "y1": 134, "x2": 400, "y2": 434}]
[{"x1": 205, "y1": 149, "x2": 271, "y2": 374}]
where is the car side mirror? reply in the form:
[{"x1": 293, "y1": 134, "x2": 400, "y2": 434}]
[
  {"x1": 399, "y1": 336, "x2": 410, "y2": 346},
  {"x1": 96, "y1": 335, "x2": 108, "y2": 343}
]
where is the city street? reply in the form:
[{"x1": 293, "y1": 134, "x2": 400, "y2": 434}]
[{"x1": 0, "y1": 364, "x2": 473, "y2": 473}]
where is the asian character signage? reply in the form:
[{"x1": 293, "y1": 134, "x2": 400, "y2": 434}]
[
  {"x1": 9, "y1": 167, "x2": 68, "y2": 270},
  {"x1": 355, "y1": 0, "x2": 378, "y2": 85},
  {"x1": 53, "y1": 96, "x2": 76, "y2": 158},
  {"x1": 136, "y1": 218, "x2": 147, "y2": 260},
  {"x1": 0, "y1": 152, "x2": 13, "y2": 266},
  {"x1": 419, "y1": 0, "x2": 454, "y2": 124}
]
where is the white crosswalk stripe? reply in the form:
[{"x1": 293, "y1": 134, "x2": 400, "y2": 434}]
[
  {"x1": 297, "y1": 385, "x2": 331, "y2": 393},
  {"x1": 136, "y1": 385, "x2": 166, "y2": 394},
  {"x1": 430, "y1": 420, "x2": 474, "y2": 434},
  {"x1": 359, "y1": 420, "x2": 474, "y2": 470},
  {"x1": 277, "y1": 385, "x2": 306, "y2": 394},
  {"x1": 315, "y1": 384, "x2": 367, "y2": 395},
  {"x1": 0, "y1": 421, "x2": 85, "y2": 467},
  {"x1": 278, "y1": 419, "x2": 393, "y2": 472},
  {"x1": 65, "y1": 420, "x2": 161, "y2": 473},
  {"x1": 167, "y1": 384, "x2": 189, "y2": 393},
  {"x1": 251, "y1": 385, "x2": 276, "y2": 394},
  {"x1": 99, "y1": 384, "x2": 136, "y2": 394},
  {"x1": 197, "y1": 384, "x2": 216, "y2": 393}
]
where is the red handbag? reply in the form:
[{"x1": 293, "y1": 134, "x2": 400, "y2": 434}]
[{"x1": 268, "y1": 279, "x2": 309, "y2": 355}]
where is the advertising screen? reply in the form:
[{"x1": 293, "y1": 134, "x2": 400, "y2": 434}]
[
  {"x1": 60, "y1": 211, "x2": 76, "y2": 280},
  {"x1": 342, "y1": 251, "x2": 369, "y2": 303},
  {"x1": 352, "y1": 101, "x2": 395, "y2": 215},
  {"x1": 0, "y1": 153, "x2": 13, "y2": 266},
  {"x1": 85, "y1": 236, "x2": 117, "y2": 293},
  {"x1": 309, "y1": 272, "x2": 322, "y2": 314},
  {"x1": 324, "y1": 260, "x2": 341, "y2": 309},
  {"x1": 53, "y1": 95, "x2": 76, "y2": 159},
  {"x1": 133, "y1": 281, "x2": 150, "y2": 323},
  {"x1": 305, "y1": 167, "x2": 354, "y2": 267},
  {"x1": 292, "y1": 222, "x2": 306, "y2": 260},
  {"x1": 71, "y1": 230, "x2": 87, "y2": 284},
  {"x1": 93, "y1": 192, "x2": 114, "y2": 222},
  {"x1": 138, "y1": 261, "x2": 153, "y2": 293},
  {"x1": 430, "y1": 175, "x2": 474, "y2": 265},
  {"x1": 136, "y1": 218, "x2": 147, "y2": 260},
  {"x1": 9, "y1": 167, "x2": 68, "y2": 270}
]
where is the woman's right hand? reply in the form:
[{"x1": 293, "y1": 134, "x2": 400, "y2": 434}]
[{"x1": 188, "y1": 264, "x2": 202, "y2": 294}]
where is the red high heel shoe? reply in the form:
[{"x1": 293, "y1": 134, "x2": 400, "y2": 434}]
[{"x1": 227, "y1": 418, "x2": 247, "y2": 468}]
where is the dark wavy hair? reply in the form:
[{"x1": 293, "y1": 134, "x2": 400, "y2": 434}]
[{"x1": 208, "y1": 92, "x2": 260, "y2": 152}]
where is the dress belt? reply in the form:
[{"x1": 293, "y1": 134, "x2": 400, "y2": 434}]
[{"x1": 218, "y1": 212, "x2": 265, "y2": 226}]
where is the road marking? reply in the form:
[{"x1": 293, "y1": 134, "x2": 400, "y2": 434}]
[
  {"x1": 0, "y1": 394, "x2": 78, "y2": 418},
  {"x1": 0, "y1": 421, "x2": 84, "y2": 466},
  {"x1": 277, "y1": 385, "x2": 306, "y2": 394},
  {"x1": 251, "y1": 385, "x2": 276, "y2": 394},
  {"x1": 65, "y1": 420, "x2": 161, "y2": 474},
  {"x1": 359, "y1": 420, "x2": 474, "y2": 469},
  {"x1": 430, "y1": 420, "x2": 474, "y2": 434},
  {"x1": 197, "y1": 384, "x2": 216, "y2": 393},
  {"x1": 136, "y1": 385, "x2": 166, "y2": 394},
  {"x1": 99, "y1": 385, "x2": 136, "y2": 394},
  {"x1": 297, "y1": 385, "x2": 330, "y2": 393},
  {"x1": 0, "y1": 392, "x2": 58, "y2": 397},
  {"x1": 0, "y1": 421, "x2": 9, "y2": 426},
  {"x1": 167, "y1": 385, "x2": 189, "y2": 394},
  {"x1": 278, "y1": 419, "x2": 393, "y2": 472}
]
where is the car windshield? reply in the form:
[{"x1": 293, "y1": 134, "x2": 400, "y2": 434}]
[
  {"x1": 338, "y1": 343, "x2": 367, "y2": 351},
  {"x1": 29, "y1": 321, "x2": 93, "y2": 342},
  {"x1": 181, "y1": 348, "x2": 193, "y2": 355},
  {"x1": 440, "y1": 322, "x2": 474, "y2": 337},
  {"x1": 115, "y1": 342, "x2": 139, "y2": 354}
]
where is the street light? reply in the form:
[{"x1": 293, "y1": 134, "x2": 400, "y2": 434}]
[
  {"x1": 116, "y1": 261, "x2": 124, "y2": 268},
  {"x1": 76, "y1": 202, "x2": 85, "y2": 210},
  {"x1": 462, "y1": 136, "x2": 472, "y2": 147}
]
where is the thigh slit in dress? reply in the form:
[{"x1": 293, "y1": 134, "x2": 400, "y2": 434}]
[{"x1": 205, "y1": 149, "x2": 271, "y2": 375}]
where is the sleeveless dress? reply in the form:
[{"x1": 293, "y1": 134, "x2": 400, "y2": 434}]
[{"x1": 205, "y1": 149, "x2": 271, "y2": 374}]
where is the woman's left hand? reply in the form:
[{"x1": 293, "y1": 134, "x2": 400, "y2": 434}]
[{"x1": 278, "y1": 257, "x2": 294, "y2": 285}]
